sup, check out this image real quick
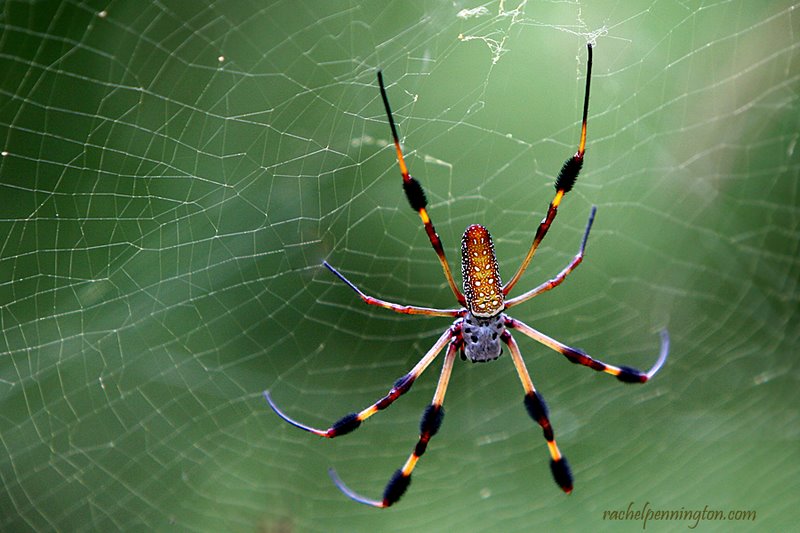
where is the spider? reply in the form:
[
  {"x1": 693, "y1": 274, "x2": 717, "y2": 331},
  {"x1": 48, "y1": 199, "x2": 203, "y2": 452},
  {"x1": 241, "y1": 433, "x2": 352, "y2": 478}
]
[{"x1": 264, "y1": 43, "x2": 669, "y2": 508}]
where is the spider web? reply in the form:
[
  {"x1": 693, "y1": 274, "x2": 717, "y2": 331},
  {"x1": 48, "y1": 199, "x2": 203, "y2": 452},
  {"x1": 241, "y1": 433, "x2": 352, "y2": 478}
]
[{"x1": 1, "y1": 1, "x2": 798, "y2": 531}]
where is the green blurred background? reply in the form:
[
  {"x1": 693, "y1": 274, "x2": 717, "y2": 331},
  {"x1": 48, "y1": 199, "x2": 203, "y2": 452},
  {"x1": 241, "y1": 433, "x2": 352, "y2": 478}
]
[{"x1": 1, "y1": 1, "x2": 797, "y2": 531}]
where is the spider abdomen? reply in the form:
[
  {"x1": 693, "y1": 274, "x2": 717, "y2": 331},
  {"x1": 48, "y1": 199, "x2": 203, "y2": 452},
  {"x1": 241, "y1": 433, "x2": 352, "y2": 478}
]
[
  {"x1": 461, "y1": 224, "x2": 504, "y2": 317},
  {"x1": 461, "y1": 313, "x2": 505, "y2": 363}
]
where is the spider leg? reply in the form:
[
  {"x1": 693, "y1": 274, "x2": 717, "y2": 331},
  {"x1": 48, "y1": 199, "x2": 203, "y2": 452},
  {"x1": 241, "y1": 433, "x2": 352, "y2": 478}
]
[
  {"x1": 508, "y1": 317, "x2": 669, "y2": 383},
  {"x1": 502, "y1": 331, "x2": 572, "y2": 493},
  {"x1": 330, "y1": 338, "x2": 460, "y2": 508},
  {"x1": 503, "y1": 44, "x2": 594, "y2": 296},
  {"x1": 265, "y1": 327, "x2": 455, "y2": 438},
  {"x1": 505, "y1": 206, "x2": 596, "y2": 308},
  {"x1": 323, "y1": 261, "x2": 462, "y2": 317},
  {"x1": 377, "y1": 71, "x2": 467, "y2": 307}
]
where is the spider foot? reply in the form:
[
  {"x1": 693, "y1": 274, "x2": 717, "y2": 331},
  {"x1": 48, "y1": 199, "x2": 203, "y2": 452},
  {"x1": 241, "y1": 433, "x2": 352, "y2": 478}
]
[
  {"x1": 615, "y1": 329, "x2": 670, "y2": 383},
  {"x1": 264, "y1": 391, "x2": 360, "y2": 438},
  {"x1": 328, "y1": 468, "x2": 391, "y2": 508}
]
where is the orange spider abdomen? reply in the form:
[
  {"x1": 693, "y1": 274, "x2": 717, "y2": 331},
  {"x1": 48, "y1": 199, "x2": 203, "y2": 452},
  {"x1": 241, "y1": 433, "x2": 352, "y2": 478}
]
[{"x1": 461, "y1": 224, "x2": 504, "y2": 317}]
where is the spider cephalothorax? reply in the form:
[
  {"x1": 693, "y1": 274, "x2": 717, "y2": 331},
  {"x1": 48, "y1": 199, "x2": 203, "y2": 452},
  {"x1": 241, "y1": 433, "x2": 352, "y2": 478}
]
[
  {"x1": 265, "y1": 44, "x2": 669, "y2": 509},
  {"x1": 461, "y1": 312, "x2": 505, "y2": 362}
]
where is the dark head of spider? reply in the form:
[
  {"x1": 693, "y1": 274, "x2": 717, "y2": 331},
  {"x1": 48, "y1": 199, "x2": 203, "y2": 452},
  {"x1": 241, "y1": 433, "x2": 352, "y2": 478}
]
[{"x1": 265, "y1": 43, "x2": 670, "y2": 509}]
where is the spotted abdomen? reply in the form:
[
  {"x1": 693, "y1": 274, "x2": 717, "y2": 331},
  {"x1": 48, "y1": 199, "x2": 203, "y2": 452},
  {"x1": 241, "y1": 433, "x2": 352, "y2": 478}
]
[{"x1": 461, "y1": 224, "x2": 504, "y2": 317}]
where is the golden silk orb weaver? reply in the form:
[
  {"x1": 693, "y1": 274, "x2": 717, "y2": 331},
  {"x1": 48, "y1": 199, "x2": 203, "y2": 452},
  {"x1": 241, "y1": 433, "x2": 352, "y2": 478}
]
[{"x1": 265, "y1": 44, "x2": 669, "y2": 508}]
